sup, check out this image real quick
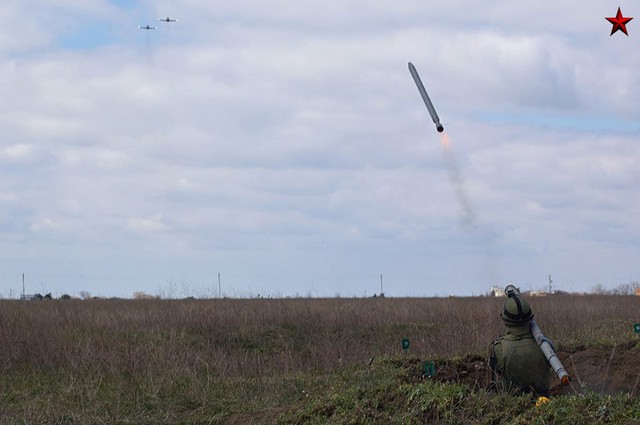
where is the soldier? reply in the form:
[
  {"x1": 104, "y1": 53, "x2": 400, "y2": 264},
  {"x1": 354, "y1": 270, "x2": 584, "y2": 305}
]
[{"x1": 489, "y1": 288, "x2": 551, "y2": 396}]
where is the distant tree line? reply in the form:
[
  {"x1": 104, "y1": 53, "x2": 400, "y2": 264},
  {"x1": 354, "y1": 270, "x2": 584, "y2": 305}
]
[
  {"x1": 591, "y1": 281, "x2": 640, "y2": 295},
  {"x1": 20, "y1": 291, "x2": 162, "y2": 300},
  {"x1": 22, "y1": 293, "x2": 69, "y2": 300}
]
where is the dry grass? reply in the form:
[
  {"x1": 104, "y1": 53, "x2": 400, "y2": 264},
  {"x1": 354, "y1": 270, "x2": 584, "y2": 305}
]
[
  {"x1": 1, "y1": 295, "x2": 638, "y2": 377},
  {"x1": 0, "y1": 295, "x2": 638, "y2": 423}
]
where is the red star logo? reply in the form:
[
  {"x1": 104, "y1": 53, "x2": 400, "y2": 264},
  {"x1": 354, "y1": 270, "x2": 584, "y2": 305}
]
[{"x1": 606, "y1": 7, "x2": 633, "y2": 36}]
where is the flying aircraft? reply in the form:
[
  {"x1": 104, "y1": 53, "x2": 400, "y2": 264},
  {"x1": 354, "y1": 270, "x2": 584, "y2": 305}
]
[
  {"x1": 138, "y1": 25, "x2": 157, "y2": 30},
  {"x1": 158, "y1": 17, "x2": 178, "y2": 22}
]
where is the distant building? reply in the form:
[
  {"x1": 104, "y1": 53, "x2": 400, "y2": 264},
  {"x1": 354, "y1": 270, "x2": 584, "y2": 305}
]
[
  {"x1": 490, "y1": 286, "x2": 505, "y2": 297},
  {"x1": 133, "y1": 291, "x2": 160, "y2": 300},
  {"x1": 636, "y1": 288, "x2": 640, "y2": 296},
  {"x1": 529, "y1": 291, "x2": 547, "y2": 297}
]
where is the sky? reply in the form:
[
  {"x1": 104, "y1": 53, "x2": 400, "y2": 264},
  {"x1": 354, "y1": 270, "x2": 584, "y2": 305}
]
[{"x1": 0, "y1": 0, "x2": 638, "y2": 298}]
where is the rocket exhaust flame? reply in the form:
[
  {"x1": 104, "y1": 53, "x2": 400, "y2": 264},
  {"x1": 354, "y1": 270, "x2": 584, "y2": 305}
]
[{"x1": 440, "y1": 131, "x2": 451, "y2": 150}]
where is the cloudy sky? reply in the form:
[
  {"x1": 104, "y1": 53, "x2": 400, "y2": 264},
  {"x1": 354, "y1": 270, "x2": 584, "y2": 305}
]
[{"x1": 0, "y1": 0, "x2": 638, "y2": 298}]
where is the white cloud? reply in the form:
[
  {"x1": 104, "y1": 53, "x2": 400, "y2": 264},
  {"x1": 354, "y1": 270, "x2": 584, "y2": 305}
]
[
  {"x1": 127, "y1": 215, "x2": 169, "y2": 234},
  {"x1": 30, "y1": 218, "x2": 63, "y2": 232},
  {"x1": 0, "y1": 144, "x2": 36, "y2": 161}
]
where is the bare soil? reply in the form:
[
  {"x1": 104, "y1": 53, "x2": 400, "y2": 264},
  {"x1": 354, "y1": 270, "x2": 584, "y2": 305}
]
[{"x1": 430, "y1": 341, "x2": 640, "y2": 396}]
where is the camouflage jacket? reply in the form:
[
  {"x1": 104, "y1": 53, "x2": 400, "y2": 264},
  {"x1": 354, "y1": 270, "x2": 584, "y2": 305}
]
[{"x1": 490, "y1": 324, "x2": 551, "y2": 396}]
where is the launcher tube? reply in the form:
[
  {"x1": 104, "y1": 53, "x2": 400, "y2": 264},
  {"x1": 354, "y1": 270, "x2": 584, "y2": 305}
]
[{"x1": 530, "y1": 320, "x2": 570, "y2": 385}]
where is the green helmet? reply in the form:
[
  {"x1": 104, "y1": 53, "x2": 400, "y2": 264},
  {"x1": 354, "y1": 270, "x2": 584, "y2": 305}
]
[{"x1": 501, "y1": 294, "x2": 533, "y2": 325}]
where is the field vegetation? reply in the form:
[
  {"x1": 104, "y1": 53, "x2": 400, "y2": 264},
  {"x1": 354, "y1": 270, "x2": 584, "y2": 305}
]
[{"x1": 0, "y1": 295, "x2": 639, "y2": 424}]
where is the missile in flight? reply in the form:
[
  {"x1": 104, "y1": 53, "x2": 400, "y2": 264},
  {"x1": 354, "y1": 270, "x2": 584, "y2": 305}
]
[{"x1": 408, "y1": 62, "x2": 444, "y2": 133}]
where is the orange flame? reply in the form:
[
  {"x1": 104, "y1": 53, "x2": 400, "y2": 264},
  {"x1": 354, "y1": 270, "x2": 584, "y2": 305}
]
[{"x1": 439, "y1": 131, "x2": 450, "y2": 151}]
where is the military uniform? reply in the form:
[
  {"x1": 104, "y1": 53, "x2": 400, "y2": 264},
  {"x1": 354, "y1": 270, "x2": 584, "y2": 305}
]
[
  {"x1": 490, "y1": 324, "x2": 551, "y2": 396},
  {"x1": 489, "y1": 287, "x2": 551, "y2": 396}
]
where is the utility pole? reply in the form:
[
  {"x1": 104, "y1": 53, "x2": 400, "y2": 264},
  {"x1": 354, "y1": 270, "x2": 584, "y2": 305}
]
[
  {"x1": 380, "y1": 274, "x2": 384, "y2": 295},
  {"x1": 548, "y1": 274, "x2": 553, "y2": 294},
  {"x1": 218, "y1": 273, "x2": 221, "y2": 298},
  {"x1": 22, "y1": 273, "x2": 25, "y2": 300}
]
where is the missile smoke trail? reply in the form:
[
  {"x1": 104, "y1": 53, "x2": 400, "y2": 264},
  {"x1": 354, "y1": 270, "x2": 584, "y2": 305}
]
[
  {"x1": 407, "y1": 61, "x2": 476, "y2": 228},
  {"x1": 439, "y1": 132, "x2": 477, "y2": 228}
]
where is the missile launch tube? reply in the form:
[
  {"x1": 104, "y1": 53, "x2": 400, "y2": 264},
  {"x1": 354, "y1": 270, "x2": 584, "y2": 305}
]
[
  {"x1": 530, "y1": 320, "x2": 570, "y2": 385},
  {"x1": 408, "y1": 62, "x2": 444, "y2": 133}
]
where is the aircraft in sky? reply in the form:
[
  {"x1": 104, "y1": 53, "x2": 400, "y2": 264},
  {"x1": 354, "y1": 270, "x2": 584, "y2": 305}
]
[
  {"x1": 158, "y1": 17, "x2": 178, "y2": 23},
  {"x1": 138, "y1": 25, "x2": 157, "y2": 30}
]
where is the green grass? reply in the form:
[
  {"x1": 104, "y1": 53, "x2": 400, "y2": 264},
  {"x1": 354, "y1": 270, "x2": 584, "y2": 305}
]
[{"x1": 281, "y1": 356, "x2": 640, "y2": 425}]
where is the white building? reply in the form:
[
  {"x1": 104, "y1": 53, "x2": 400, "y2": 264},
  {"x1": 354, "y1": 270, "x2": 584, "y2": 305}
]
[{"x1": 490, "y1": 286, "x2": 505, "y2": 297}]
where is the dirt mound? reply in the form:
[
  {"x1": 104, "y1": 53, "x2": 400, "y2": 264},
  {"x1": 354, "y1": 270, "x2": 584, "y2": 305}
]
[
  {"x1": 554, "y1": 342, "x2": 640, "y2": 396},
  {"x1": 427, "y1": 342, "x2": 640, "y2": 396}
]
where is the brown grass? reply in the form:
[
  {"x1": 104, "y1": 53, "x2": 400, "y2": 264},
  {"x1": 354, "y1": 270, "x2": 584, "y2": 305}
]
[
  {"x1": 1, "y1": 295, "x2": 637, "y2": 377},
  {"x1": 0, "y1": 295, "x2": 638, "y2": 423}
]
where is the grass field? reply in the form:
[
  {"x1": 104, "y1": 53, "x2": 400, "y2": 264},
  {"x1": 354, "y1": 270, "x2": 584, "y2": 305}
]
[{"x1": 0, "y1": 295, "x2": 639, "y2": 424}]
